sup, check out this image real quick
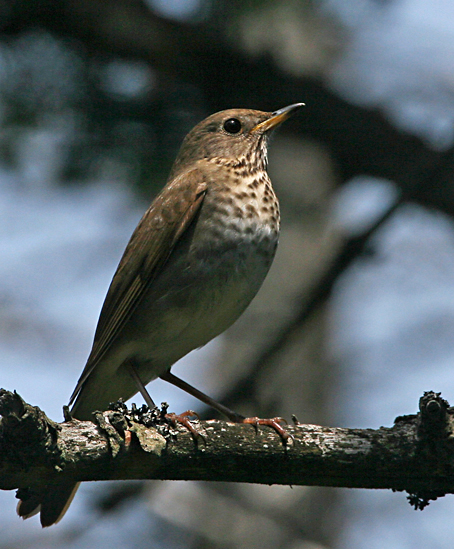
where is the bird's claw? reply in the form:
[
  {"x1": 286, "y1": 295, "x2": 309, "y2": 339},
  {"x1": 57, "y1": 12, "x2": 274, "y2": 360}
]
[
  {"x1": 241, "y1": 416, "x2": 293, "y2": 444},
  {"x1": 165, "y1": 410, "x2": 204, "y2": 441}
]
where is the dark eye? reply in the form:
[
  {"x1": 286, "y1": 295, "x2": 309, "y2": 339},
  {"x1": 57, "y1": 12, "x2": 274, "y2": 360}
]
[{"x1": 223, "y1": 118, "x2": 242, "y2": 134}]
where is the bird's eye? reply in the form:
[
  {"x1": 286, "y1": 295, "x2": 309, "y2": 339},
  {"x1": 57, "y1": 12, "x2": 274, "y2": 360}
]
[{"x1": 223, "y1": 118, "x2": 242, "y2": 134}]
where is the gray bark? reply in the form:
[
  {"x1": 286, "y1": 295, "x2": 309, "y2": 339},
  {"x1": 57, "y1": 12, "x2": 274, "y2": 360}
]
[{"x1": 1, "y1": 389, "x2": 453, "y2": 511}]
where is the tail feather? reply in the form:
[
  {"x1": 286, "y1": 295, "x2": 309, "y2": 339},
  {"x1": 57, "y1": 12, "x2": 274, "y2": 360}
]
[
  {"x1": 17, "y1": 482, "x2": 80, "y2": 527},
  {"x1": 16, "y1": 496, "x2": 41, "y2": 520}
]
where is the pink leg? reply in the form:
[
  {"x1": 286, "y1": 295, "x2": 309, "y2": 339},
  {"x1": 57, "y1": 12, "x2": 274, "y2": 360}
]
[{"x1": 160, "y1": 371, "x2": 292, "y2": 442}]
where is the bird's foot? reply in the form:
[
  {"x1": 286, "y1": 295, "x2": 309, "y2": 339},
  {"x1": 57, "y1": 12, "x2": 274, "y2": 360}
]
[
  {"x1": 239, "y1": 416, "x2": 293, "y2": 444},
  {"x1": 165, "y1": 410, "x2": 204, "y2": 441}
]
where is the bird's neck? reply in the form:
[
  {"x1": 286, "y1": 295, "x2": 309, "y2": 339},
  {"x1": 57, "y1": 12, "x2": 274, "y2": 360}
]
[{"x1": 207, "y1": 150, "x2": 268, "y2": 174}]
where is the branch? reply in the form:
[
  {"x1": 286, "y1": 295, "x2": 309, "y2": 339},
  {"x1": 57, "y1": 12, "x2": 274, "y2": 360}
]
[{"x1": 1, "y1": 389, "x2": 454, "y2": 512}]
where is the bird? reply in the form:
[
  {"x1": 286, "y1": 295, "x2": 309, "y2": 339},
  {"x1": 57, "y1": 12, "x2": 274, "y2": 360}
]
[{"x1": 17, "y1": 102, "x2": 304, "y2": 526}]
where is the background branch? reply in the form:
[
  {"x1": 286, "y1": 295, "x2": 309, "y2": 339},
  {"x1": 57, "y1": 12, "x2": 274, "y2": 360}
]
[{"x1": 3, "y1": 0, "x2": 453, "y2": 212}]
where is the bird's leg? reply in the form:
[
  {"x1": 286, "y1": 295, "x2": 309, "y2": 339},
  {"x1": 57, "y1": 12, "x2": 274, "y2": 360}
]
[
  {"x1": 160, "y1": 371, "x2": 291, "y2": 442},
  {"x1": 160, "y1": 371, "x2": 245, "y2": 421},
  {"x1": 123, "y1": 360, "x2": 157, "y2": 410},
  {"x1": 124, "y1": 362, "x2": 202, "y2": 439}
]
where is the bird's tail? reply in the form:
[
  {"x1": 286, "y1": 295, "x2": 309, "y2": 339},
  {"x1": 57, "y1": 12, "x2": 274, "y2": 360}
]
[{"x1": 17, "y1": 481, "x2": 80, "y2": 527}]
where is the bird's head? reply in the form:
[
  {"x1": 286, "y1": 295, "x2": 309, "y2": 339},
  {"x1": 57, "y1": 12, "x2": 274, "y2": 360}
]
[{"x1": 170, "y1": 103, "x2": 304, "y2": 178}]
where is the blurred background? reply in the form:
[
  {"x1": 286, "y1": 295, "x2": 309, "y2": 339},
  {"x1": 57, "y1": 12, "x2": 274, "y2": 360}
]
[{"x1": 1, "y1": 0, "x2": 454, "y2": 547}]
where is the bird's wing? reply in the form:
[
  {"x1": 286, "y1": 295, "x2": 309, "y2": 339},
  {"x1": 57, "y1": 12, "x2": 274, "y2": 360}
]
[{"x1": 69, "y1": 168, "x2": 207, "y2": 404}]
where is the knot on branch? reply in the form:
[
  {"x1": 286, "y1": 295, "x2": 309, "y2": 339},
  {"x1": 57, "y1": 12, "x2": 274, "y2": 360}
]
[
  {"x1": 0, "y1": 389, "x2": 62, "y2": 477},
  {"x1": 405, "y1": 391, "x2": 454, "y2": 510},
  {"x1": 417, "y1": 391, "x2": 450, "y2": 443}
]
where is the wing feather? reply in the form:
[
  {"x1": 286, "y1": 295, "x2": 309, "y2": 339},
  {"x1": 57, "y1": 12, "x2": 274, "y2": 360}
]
[{"x1": 69, "y1": 168, "x2": 207, "y2": 404}]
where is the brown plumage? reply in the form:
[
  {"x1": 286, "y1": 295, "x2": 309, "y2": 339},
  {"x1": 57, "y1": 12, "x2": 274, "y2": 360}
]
[{"x1": 17, "y1": 103, "x2": 303, "y2": 526}]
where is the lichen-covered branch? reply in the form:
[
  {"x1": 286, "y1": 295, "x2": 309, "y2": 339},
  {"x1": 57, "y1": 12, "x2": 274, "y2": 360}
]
[{"x1": 1, "y1": 389, "x2": 454, "y2": 512}]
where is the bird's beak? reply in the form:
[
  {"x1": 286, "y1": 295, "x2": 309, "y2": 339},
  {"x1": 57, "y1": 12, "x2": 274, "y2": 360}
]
[{"x1": 251, "y1": 103, "x2": 305, "y2": 133}]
